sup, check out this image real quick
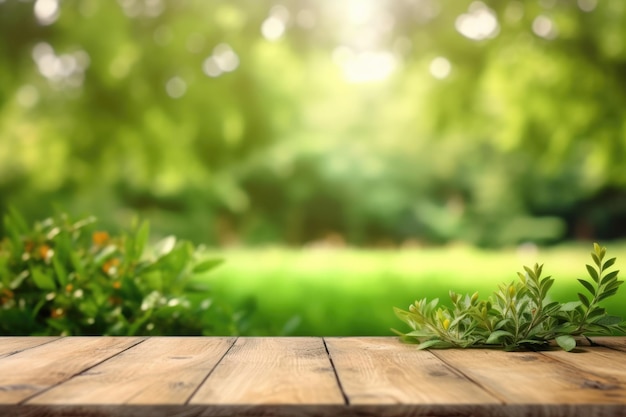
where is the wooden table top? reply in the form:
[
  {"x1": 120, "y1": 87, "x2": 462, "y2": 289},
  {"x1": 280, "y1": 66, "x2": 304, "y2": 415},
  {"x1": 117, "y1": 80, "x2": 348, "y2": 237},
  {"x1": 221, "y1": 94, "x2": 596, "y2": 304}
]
[{"x1": 1, "y1": 336, "x2": 625, "y2": 417}]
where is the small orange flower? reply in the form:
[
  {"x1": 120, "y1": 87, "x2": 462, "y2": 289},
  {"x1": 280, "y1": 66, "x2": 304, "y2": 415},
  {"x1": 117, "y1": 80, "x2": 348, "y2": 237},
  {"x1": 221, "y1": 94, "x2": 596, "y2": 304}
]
[
  {"x1": 65, "y1": 284, "x2": 73, "y2": 293},
  {"x1": 112, "y1": 280, "x2": 121, "y2": 289},
  {"x1": 39, "y1": 244, "x2": 52, "y2": 260},
  {"x1": 102, "y1": 258, "x2": 120, "y2": 275},
  {"x1": 51, "y1": 307, "x2": 65, "y2": 318},
  {"x1": 92, "y1": 231, "x2": 110, "y2": 246}
]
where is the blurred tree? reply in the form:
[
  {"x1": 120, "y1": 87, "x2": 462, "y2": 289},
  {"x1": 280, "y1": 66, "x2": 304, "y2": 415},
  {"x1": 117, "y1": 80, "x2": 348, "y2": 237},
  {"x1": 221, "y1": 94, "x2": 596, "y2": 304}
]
[{"x1": 0, "y1": 0, "x2": 625, "y2": 247}]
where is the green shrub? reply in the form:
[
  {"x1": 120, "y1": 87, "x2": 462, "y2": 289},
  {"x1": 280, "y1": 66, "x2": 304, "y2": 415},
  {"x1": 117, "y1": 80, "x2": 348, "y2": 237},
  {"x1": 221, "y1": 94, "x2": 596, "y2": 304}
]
[
  {"x1": 394, "y1": 243, "x2": 625, "y2": 351},
  {"x1": 0, "y1": 208, "x2": 238, "y2": 336}
]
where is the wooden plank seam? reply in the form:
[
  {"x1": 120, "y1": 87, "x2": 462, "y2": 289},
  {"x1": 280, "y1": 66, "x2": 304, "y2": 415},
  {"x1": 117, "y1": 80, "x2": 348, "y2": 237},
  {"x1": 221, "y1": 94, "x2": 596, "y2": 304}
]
[
  {"x1": 185, "y1": 336, "x2": 238, "y2": 405},
  {"x1": 16, "y1": 337, "x2": 147, "y2": 406},
  {"x1": 322, "y1": 337, "x2": 350, "y2": 406}
]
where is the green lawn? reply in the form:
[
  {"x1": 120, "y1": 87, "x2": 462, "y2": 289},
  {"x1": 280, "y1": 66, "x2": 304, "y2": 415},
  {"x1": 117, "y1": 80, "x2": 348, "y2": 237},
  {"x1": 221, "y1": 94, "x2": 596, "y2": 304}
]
[{"x1": 198, "y1": 242, "x2": 626, "y2": 336}]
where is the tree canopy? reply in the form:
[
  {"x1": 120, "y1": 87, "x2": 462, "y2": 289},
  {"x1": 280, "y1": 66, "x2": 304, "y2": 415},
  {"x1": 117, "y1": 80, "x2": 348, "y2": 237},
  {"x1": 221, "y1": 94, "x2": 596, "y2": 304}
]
[{"x1": 1, "y1": 0, "x2": 625, "y2": 247}]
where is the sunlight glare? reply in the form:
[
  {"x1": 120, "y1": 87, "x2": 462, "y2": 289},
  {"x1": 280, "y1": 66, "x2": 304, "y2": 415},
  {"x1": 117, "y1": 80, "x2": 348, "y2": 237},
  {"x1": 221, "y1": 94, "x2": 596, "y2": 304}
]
[
  {"x1": 261, "y1": 5, "x2": 290, "y2": 41},
  {"x1": 333, "y1": 46, "x2": 396, "y2": 83},
  {"x1": 202, "y1": 43, "x2": 239, "y2": 78},
  {"x1": 532, "y1": 15, "x2": 557, "y2": 40},
  {"x1": 347, "y1": 0, "x2": 375, "y2": 25},
  {"x1": 165, "y1": 76, "x2": 186, "y2": 99},
  {"x1": 577, "y1": 0, "x2": 597, "y2": 12},
  {"x1": 34, "y1": 0, "x2": 59, "y2": 26},
  {"x1": 429, "y1": 57, "x2": 451, "y2": 80},
  {"x1": 261, "y1": 16, "x2": 286, "y2": 41},
  {"x1": 455, "y1": 2, "x2": 499, "y2": 41},
  {"x1": 32, "y1": 42, "x2": 89, "y2": 88}
]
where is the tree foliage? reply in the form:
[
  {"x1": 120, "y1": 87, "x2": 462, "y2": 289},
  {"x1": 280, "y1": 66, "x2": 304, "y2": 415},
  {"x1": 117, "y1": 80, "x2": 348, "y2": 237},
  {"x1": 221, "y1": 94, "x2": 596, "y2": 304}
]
[{"x1": 1, "y1": 0, "x2": 625, "y2": 246}]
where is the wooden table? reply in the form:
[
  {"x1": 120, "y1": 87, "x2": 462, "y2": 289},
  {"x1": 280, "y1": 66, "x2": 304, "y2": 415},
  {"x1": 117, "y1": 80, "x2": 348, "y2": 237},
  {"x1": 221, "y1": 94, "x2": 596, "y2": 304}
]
[{"x1": 1, "y1": 336, "x2": 625, "y2": 417}]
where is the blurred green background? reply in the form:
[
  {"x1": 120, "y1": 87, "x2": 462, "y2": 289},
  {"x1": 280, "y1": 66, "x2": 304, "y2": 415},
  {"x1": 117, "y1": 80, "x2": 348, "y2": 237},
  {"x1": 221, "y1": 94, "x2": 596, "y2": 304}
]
[{"x1": 1, "y1": 0, "x2": 626, "y2": 335}]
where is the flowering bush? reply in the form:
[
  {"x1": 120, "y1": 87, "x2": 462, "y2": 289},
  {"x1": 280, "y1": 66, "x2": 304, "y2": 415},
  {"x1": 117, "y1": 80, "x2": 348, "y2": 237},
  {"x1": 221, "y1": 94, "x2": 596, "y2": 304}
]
[{"x1": 0, "y1": 208, "x2": 237, "y2": 336}]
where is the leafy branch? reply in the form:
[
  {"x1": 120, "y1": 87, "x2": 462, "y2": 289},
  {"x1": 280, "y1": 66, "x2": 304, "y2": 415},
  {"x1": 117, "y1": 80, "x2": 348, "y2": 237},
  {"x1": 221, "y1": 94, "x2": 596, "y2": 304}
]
[{"x1": 394, "y1": 243, "x2": 624, "y2": 351}]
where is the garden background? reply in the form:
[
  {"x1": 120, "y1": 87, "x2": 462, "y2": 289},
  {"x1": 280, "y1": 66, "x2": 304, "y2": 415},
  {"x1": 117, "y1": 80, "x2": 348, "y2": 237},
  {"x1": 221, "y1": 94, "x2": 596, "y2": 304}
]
[{"x1": 1, "y1": 0, "x2": 625, "y2": 336}]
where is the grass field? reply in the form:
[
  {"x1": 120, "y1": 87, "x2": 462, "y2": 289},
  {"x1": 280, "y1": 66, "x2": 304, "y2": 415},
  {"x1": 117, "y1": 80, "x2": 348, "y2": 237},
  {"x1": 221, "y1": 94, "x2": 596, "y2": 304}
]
[{"x1": 198, "y1": 242, "x2": 626, "y2": 336}]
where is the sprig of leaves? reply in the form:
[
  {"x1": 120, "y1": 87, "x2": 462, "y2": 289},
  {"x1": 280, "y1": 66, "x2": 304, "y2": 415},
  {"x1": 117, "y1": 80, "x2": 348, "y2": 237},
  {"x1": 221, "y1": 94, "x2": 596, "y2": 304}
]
[{"x1": 394, "y1": 243, "x2": 624, "y2": 351}]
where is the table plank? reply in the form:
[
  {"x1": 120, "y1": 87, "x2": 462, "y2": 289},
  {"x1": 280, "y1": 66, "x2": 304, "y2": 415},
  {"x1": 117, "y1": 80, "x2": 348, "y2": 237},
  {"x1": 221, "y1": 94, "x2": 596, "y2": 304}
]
[
  {"x1": 432, "y1": 348, "x2": 626, "y2": 410},
  {"x1": 0, "y1": 337, "x2": 143, "y2": 404},
  {"x1": 0, "y1": 337, "x2": 58, "y2": 358},
  {"x1": 26, "y1": 337, "x2": 235, "y2": 405},
  {"x1": 592, "y1": 337, "x2": 626, "y2": 352},
  {"x1": 325, "y1": 337, "x2": 501, "y2": 416},
  {"x1": 0, "y1": 336, "x2": 625, "y2": 417},
  {"x1": 190, "y1": 337, "x2": 344, "y2": 405},
  {"x1": 542, "y1": 346, "x2": 626, "y2": 387}
]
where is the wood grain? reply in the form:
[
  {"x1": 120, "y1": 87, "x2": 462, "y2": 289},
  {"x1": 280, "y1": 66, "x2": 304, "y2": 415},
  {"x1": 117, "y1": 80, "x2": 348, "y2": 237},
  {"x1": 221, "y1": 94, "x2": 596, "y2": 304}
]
[
  {"x1": 1, "y1": 336, "x2": 625, "y2": 417},
  {"x1": 432, "y1": 348, "x2": 626, "y2": 406},
  {"x1": 0, "y1": 337, "x2": 143, "y2": 404},
  {"x1": 325, "y1": 337, "x2": 502, "y2": 417},
  {"x1": 542, "y1": 346, "x2": 626, "y2": 387},
  {"x1": 27, "y1": 337, "x2": 235, "y2": 405},
  {"x1": 0, "y1": 337, "x2": 58, "y2": 358},
  {"x1": 592, "y1": 336, "x2": 626, "y2": 352},
  {"x1": 190, "y1": 337, "x2": 344, "y2": 405}
]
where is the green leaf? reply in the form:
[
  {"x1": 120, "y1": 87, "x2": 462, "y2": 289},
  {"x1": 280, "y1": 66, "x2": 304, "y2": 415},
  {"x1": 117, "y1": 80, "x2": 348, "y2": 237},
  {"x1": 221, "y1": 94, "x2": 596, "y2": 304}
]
[
  {"x1": 555, "y1": 335, "x2": 577, "y2": 352},
  {"x1": 134, "y1": 221, "x2": 150, "y2": 262},
  {"x1": 30, "y1": 267, "x2": 57, "y2": 291},
  {"x1": 69, "y1": 251, "x2": 85, "y2": 276},
  {"x1": 593, "y1": 243, "x2": 602, "y2": 257},
  {"x1": 594, "y1": 316, "x2": 623, "y2": 326},
  {"x1": 416, "y1": 339, "x2": 450, "y2": 350},
  {"x1": 600, "y1": 270, "x2": 619, "y2": 285},
  {"x1": 192, "y1": 258, "x2": 223, "y2": 274},
  {"x1": 7, "y1": 206, "x2": 29, "y2": 233},
  {"x1": 587, "y1": 308, "x2": 606, "y2": 320},
  {"x1": 518, "y1": 339, "x2": 548, "y2": 345},
  {"x1": 154, "y1": 236, "x2": 177, "y2": 259},
  {"x1": 597, "y1": 289, "x2": 618, "y2": 302},
  {"x1": 10, "y1": 270, "x2": 30, "y2": 289},
  {"x1": 604, "y1": 280, "x2": 624, "y2": 290},
  {"x1": 94, "y1": 244, "x2": 117, "y2": 264},
  {"x1": 495, "y1": 318, "x2": 512, "y2": 330},
  {"x1": 543, "y1": 301, "x2": 561, "y2": 315},
  {"x1": 540, "y1": 278, "x2": 554, "y2": 298},
  {"x1": 591, "y1": 252, "x2": 601, "y2": 267},
  {"x1": 426, "y1": 298, "x2": 440, "y2": 312},
  {"x1": 577, "y1": 279, "x2": 596, "y2": 296},
  {"x1": 52, "y1": 256, "x2": 68, "y2": 287},
  {"x1": 486, "y1": 330, "x2": 514, "y2": 344},
  {"x1": 554, "y1": 323, "x2": 578, "y2": 334},
  {"x1": 586, "y1": 264, "x2": 599, "y2": 283},
  {"x1": 523, "y1": 265, "x2": 534, "y2": 278},
  {"x1": 577, "y1": 293, "x2": 590, "y2": 307},
  {"x1": 560, "y1": 301, "x2": 581, "y2": 312},
  {"x1": 602, "y1": 257, "x2": 616, "y2": 270},
  {"x1": 405, "y1": 329, "x2": 436, "y2": 338}
]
